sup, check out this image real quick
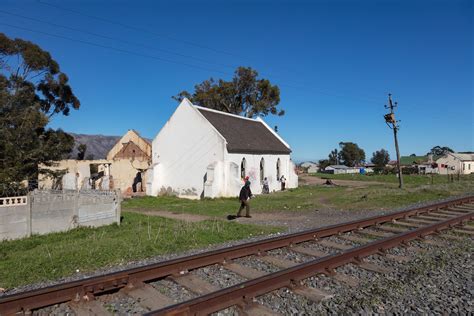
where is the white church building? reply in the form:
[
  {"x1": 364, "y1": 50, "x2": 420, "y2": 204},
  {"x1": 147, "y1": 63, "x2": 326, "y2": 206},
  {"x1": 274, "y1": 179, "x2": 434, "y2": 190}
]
[{"x1": 147, "y1": 99, "x2": 298, "y2": 199}]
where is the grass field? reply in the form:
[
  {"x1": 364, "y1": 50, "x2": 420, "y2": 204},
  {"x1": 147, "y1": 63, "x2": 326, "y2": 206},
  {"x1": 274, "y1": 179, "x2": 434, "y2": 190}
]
[
  {"x1": 123, "y1": 174, "x2": 474, "y2": 216},
  {"x1": 0, "y1": 212, "x2": 279, "y2": 289},
  {"x1": 310, "y1": 172, "x2": 473, "y2": 187}
]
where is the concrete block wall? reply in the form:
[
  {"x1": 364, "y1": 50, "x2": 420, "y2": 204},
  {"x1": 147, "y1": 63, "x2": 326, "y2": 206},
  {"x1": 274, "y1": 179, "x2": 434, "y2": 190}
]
[
  {"x1": 0, "y1": 196, "x2": 30, "y2": 240},
  {"x1": 31, "y1": 191, "x2": 78, "y2": 235},
  {"x1": 0, "y1": 190, "x2": 121, "y2": 241}
]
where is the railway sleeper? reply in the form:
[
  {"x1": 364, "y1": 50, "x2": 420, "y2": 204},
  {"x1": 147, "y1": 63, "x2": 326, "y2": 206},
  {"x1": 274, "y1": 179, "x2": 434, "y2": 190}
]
[
  {"x1": 171, "y1": 274, "x2": 219, "y2": 296},
  {"x1": 122, "y1": 282, "x2": 174, "y2": 311},
  {"x1": 317, "y1": 239, "x2": 352, "y2": 251},
  {"x1": 223, "y1": 262, "x2": 267, "y2": 280},
  {"x1": 417, "y1": 214, "x2": 450, "y2": 221}
]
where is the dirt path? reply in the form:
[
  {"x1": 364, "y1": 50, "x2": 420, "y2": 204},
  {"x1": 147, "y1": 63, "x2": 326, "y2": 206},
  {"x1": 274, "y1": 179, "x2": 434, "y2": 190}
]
[
  {"x1": 299, "y1": 174, "x2": 390, "y2": 187},
  {"x1": 126, "y1": 207, "x2": 389, "y2": 232},
  {"x1": 126, "y1": 209, "x2": 213, "y2": 222}
]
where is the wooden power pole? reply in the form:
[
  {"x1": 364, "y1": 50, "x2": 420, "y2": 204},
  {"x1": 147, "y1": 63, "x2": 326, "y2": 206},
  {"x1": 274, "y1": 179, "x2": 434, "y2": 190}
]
[{"x1": 384, "y1": 93, "x2": 404, "y2": 189}]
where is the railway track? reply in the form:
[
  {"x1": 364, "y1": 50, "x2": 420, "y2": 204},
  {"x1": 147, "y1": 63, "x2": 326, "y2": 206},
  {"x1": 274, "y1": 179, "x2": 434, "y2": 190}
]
[{"x1": 1, "y1": 196, "x2": 473, "y2": 315}]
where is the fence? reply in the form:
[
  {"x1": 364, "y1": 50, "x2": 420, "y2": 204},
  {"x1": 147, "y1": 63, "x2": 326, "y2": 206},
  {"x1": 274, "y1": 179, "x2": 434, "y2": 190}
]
[{"x1": 0, "y1": 189, "x2": 121, "y2": 241}]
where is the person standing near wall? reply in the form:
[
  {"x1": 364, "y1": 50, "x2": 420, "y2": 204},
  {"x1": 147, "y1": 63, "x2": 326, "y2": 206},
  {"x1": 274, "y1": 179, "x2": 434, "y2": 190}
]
[
  {"x1": 262, "y1": 177, "x2": 269, "y2": 194},
  {"x1": 280, "y1": 175, "x2": 286, "y2": 191},
  {"x1": 236, "y1": 180, "x2": 252, "y2": 218}
]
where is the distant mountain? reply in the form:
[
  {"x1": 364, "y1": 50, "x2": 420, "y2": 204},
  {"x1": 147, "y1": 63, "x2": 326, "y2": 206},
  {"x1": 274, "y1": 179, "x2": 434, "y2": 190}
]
[{"x1": 69, "y1": 133, "x2": 121, "y2": 160}]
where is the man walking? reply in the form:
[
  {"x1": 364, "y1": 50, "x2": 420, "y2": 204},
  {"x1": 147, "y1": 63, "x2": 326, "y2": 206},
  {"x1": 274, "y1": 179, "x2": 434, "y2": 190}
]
[{"x1": 237, "y1": 180, "x2": 252, "y2": 218}]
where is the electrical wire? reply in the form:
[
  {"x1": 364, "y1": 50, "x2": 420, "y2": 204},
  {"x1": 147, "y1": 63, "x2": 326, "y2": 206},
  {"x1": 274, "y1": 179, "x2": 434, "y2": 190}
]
[
  {"x1": 0, "y1": 22, "x2": 232, "y2": 76},
  {"x1": 37, "y1": 0, "x2": 243, "y2": 58},
  {"x1": 35, "y1": 0, "x2": 386, "y2": 102},
  {"x1": 0, "y1": 9, "x2": 239, "y2": 71}
]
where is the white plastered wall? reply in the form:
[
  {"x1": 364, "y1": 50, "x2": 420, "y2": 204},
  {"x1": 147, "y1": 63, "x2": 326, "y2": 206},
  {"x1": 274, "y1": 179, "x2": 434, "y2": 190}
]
[
  {"x1": 149, "y1": 100, "x2": 226, "y2": 198},
  {"x1": 225, "y1": 153, "x2": 298, "y2": 195},
  {"x1": 436, "y1": 154, "x2": 472, "y2": 175}
]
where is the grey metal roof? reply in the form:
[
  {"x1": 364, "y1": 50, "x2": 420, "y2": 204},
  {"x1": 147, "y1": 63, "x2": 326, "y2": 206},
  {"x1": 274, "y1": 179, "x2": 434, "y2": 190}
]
[
  {"x1": 327, "y1": 165, "x2": 351, "y2": 169},
  {"x1": 197, "y1": 108, "x2": 291, "y2": 155}
]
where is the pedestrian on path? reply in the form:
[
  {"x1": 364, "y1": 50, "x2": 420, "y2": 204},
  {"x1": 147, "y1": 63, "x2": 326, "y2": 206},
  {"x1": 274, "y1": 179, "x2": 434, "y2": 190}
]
[{"x1": 237, "y1": 180, "x2": 253, "y2": 218}]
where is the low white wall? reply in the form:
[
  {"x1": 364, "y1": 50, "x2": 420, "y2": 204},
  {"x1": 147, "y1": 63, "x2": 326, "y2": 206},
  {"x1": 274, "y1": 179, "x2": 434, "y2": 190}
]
[{"x1": 0, "y1": 190, "x2": 121, "y2": 241}]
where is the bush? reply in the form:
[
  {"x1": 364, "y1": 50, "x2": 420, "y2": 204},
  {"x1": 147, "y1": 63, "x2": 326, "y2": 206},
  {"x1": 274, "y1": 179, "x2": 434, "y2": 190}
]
[{"x1": 402, "y1": 166, "x2": 418, "y2": 175}]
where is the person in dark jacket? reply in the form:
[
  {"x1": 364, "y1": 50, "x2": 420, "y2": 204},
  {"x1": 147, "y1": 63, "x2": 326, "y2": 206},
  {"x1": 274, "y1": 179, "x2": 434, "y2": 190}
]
[{"x1": 237, "y1": 180, "x2": 252, "y2": 218}]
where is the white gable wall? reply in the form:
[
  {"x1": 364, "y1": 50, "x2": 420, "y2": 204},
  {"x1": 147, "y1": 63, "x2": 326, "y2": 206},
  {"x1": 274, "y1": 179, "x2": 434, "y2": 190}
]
[{"x1": 149, "y1": 101, "x2": 226, "y2": 198}]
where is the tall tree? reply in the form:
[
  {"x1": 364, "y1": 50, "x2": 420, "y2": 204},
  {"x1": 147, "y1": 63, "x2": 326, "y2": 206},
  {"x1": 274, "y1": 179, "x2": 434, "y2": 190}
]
[
  {"x1": 0, "y1": 33, "x2": 80, "y2": 190},
  {"x1": 173, "y1": 67, "x2": 283, "y2": 118},
  {"x1": 318, "y1": 159, "x2": 330, "y2": 171},
  {"x1": 328, "y1": 148, "x2": 339, "y2": 165},
  {"x1": 428, "y1": 146, "x2": 454, "y2": 156},
  {"x1": 338, "y1": 142, "x2": 366, "y2": 167},
  {"x1": 371, "y1": 149, "x2": 390, "y2": 169}
]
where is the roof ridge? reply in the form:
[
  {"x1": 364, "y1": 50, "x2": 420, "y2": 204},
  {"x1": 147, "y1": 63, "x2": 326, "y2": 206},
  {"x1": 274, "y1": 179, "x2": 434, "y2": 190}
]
[{"x1": 193, "y1": 105, "x2": 260, "y2": 122}]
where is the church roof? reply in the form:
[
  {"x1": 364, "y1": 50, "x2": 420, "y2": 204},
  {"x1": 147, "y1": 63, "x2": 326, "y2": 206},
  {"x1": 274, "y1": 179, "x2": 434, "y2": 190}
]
[{"x1": 196, "y1": 107, "x2": 291, "y2": 155}]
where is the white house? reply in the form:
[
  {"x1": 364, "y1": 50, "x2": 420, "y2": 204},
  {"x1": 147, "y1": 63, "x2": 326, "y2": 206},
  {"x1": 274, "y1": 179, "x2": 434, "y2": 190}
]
[
  {"x1": 436, "y1": 152, "x2": 474, "y2": 175},
  {"x1": 147, "y1": 99, "x2": 298, "y2": 199},
  {"x1": 324, "y1": 165, "x2": 360, "y2": 174},
  {"x1": 300, "y1": 161, "x2": 319, "y2": 173}
]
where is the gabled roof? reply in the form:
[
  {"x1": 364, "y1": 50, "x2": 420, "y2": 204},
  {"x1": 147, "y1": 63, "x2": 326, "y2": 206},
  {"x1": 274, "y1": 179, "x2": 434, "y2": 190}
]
[
  {"x1": 326, "y1": 165, "x2": 351, "y2": 169},
  {"x1": 301, "y1": 161, "x2": 318, "y2": 167},
  {"x1": 400, "y1": 156, "x2": 428, "y2": 165},
  {"x1": 195, "y1": 106, "x2": 291, "y2": 155},
  {"x1": 107, "y1": 129, "x2": 151, "y2": 160},
  {"x1": 449, "y1": 152, "x2": 474, "y2": 161}
]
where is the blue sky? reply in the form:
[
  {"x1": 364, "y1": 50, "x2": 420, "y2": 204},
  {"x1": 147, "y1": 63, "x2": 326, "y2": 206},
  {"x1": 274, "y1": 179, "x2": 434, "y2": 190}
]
[{"x1": 1, "y1": 0, "x2": 472, "y2": 162}]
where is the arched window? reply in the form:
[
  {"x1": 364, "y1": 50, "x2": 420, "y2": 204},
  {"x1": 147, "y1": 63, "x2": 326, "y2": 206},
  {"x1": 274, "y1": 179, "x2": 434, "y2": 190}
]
[
  {"x1": 276, "y1": 158, "x2": 281, "y2": 180},
  {"x1": 260, "y1": 158, "x2": 265, "y2": 182},
  {"x1": 240, "y1": 158, "x2": 246, "y2": 179}
]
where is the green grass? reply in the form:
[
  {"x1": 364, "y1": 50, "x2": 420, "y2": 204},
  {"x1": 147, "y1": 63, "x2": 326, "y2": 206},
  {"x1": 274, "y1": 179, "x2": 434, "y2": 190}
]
[
  {"x1": 123, "y1": 186, "x2": 348, "y2": 216},
  {"x1": 123, "y1": 178, "x2": 474, "y2": 216},
  {"x1": 310, "y1": 172, "x2": 474, "y2": 187},
  {"x1": 0, "y1": 212, "x2": 279, "y2": 289}
]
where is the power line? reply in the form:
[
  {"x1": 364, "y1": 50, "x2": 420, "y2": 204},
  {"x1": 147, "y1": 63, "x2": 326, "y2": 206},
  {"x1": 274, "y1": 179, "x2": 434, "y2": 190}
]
[
  {"x1": 33, "y1": 1, "x2": 385, "y2": 104},
  {"x1": 36, "y1": 0, "x2": 381, "y2": 99},
  {"x1": 0, "y1": 9, "x2": 239, "y2": 71},
  {"x1": 37, "y1": 0, "x2": 244, "y2": 59},
  {"x1": 0, "y1": 22, "x2": 233, "y2": 76},
  {"x1": 1, "y1": 21, "x2": 384, "y2": 107}
]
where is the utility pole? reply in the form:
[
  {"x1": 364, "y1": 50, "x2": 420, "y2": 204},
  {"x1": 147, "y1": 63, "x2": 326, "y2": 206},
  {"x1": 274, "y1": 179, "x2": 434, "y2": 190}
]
[{"x1": 384, "y1": 93, "x2": 404, "y2": 189}]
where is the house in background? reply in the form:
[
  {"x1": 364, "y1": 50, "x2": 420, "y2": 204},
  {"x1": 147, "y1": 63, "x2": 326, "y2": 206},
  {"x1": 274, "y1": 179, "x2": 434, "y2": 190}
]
[
  {"x1": 147, "y1": 99, "x2": 298, "y2": 199},
  {"x1": 389, "y1": 155, "x2": 439, "y2": 174},
  {"x1": 300, "y1": 161, "x2": 319, "y2": 173},
  {"x1": 323, "y1": 165, "x2": 359, "y2": 174},
  {"x1": 436, "y1": 152, "x2": 474, "y2": 175},
  {"x1": 106, "y1": 130, "x2": 152, "y2": 195}
]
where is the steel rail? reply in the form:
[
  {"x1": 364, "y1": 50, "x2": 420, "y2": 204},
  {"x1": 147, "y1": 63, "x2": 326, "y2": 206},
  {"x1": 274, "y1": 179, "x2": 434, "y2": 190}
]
[
  {"x1": 0, "y1": 196, "x2": 472, "y2": 315},
  {"x1": 147, "y1": 211, "x2": 474, "y2": 316}
]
